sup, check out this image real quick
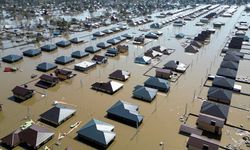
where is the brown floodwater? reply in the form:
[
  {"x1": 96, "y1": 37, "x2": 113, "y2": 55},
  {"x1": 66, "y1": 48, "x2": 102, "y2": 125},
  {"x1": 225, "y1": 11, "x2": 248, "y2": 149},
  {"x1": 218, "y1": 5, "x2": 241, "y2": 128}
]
[{"x1": 0, "y1": 5, "x2": 250, "y2": 150}]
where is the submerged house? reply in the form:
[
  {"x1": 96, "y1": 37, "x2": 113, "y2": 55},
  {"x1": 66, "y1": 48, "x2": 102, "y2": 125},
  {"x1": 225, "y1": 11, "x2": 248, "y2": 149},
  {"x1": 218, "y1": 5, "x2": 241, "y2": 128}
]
[
  {"x1": 200, "y1": 101, "x2": 229, "y2": 121},
  {"x1": 91, "y1": 81, "x2": 124, "y2": 94},
  {"x1": 55, "y1": 69, "x2": 74, "y2": 80},
  {"x1": 36, "y1": 62, "x2": 57, "y2": 72},
  {"x1": 23, "y1": 49, "x2": 42, "y2": 57},
  {"x1": 145, "y1": 32, "x2": 159, "y2": 39},
  {"x1": 107, "y1": 100, "x2": 143, "y2": 127},
  {"x1": 97, "y1": 42, "x2": 112, "y2": 49},
  {"x1": 223, "y1": 53, "x2": 241, "y2": 63},
  {"x1": 191, "y1": 40, "x2": 203, "y2": 48},
  {"x1": 93, "y1": 31, "x2": 106, "y2": 37},
  {"x1": 144, "y1": 77, "x2": 170, "y2": 92},
  {"x1": 144, "y1": 49, "x2": 163, "y2": 58},
  {"x1": 1, "y1": 129, "x2": 22, "y2": 148},
  {"x1": 117, "y1": 45, "x2": 129, "y2": 53},
  {"x1": 40, "y1": 105, "x2": 76, "y2": 126},
  {"x1": 212, "y1": 76, "x2": 235, "y2": 90},
  {"x1": 207, "y1": 87, "x2": 232, "y2": 105},
  {"x1": 106, "y1": 47, "x2": 119, "y2": 57},
  {"x1": 155, "y1": 68, "x2": 173, "y2": 79},
  {"x1": 56, "y1": 40, "x2": 71, "y2": 47},
  {"x1": 41, "y1": 44, "x2": 57, "y2": 52},
  {"x1": 133, "y1": 85, "x2": 158, "y2": 102},
  {"x1": 122, "y1": 33, "x2": 133, "y2": 39},
  {"x1": 220, "y1": 60, "x2": 239, "y2": 70},
  {"x1": 71, "y1": 50, "x2": 89, "y2": 59},
  {"x1": 216, "y1": 68, "x2": 237, "y2": 79},
  {"x1": 77, "y1": 119, "x2": 116, "y2": 148},
  {"x1": 2, "y1": 54, "x2": 23, "y2": 63},
  {"x1": 185, "y1": 44, "x2": 199, "y2": 53},
  {"x1": 36, "y1": 74, "x2": 59, "y2": 89},
  {"x1": 107, "y1": 38, "x2": 121, "y2": 45},
  {"x1": 196, "y1": 113, "x2": 225, "y2": 135},
  {"x1": 85, "y1": 46, "x2": 101, "y2": 53},
  {"x1": 91, "y1": 55, "x2": 108, "y2": 64},
  {"x1": 19, "y1": 124, "x2": 54, "y2": 149},
  {"x1": 164, "y1": 60, "x2": 187, "y2": 73},
  {"x1": 134, "y1": 56, "x2": 151, "y2": 65},
  {"x1": 187, "y1": 134, "x2": 219, "y2": 150},
  {"x1": 109, "y1": 69, "x2": 130, "y2": 81},
  {"x1": 74, "y1": 61, "x2": 96, "y2": 72},
  {"x1": 70, "y1": 37, "x2": 84, "y2": 44},
  {"x1": 55, "y1": 56, "x2": 75, "y2": 65},
  {"x1": 12, "y1": 86, "x2": 34, "y2": 101}
]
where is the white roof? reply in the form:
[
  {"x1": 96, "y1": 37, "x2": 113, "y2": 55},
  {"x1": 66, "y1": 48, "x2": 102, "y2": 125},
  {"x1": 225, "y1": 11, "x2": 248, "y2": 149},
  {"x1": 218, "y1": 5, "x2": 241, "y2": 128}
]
[
  {"x1": 110, "y1": 81, "x2": 124, "y2": 92},
  {"x1": 75, "y1": 61, "x2": 96, "y2": 68}
]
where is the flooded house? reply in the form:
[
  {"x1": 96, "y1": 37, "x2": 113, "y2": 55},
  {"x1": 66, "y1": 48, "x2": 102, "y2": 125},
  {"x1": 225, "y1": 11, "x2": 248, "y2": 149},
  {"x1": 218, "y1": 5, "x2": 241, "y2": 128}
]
[
  {"x1": 216, "y1": 68, "x2": 237, "y2": 79},
  {"x1": 77, "y1": 119, "x2": 116, "y2": 148},
  {"x1": 228, "y1": 37, "x2": 243, "y2": 49},
  {"x1": 55, "y1": 56, "x2": 75, "y2": 65},
  {"x1": 107, "y1": 100, "x2": 143, "y2": 127},
  {"x1": 106, "y1": 47, "x2": 119, "y2": 56},
  {"x1": 96, "y1": 42, "x2": 112, "y2": 49},
  {"x1": 91, "y1": 55, "x2": 108, "y2": 64},
  {"x1": 23, "y1": 49, "x2": 42, "y2": 57},
  {"x1": 132, "y1": 85, "x2": 158, "y2": 102},
  {"x1": 144, "y1": 49, "x2": 163, "y2": 58},
  {"x1": 74, "y1": 61, "x2": 96, "y2": 72},
  {"x1": 117, "y1": 45, "x2": 129, "y2": 53},
  {"x1": 35, "y1": 74, "x2": 59, "y2": 89},
  {"x1": 36, "y1": 62, "x2": 58, "y2": 72},
  {"x1": 133, "y1": 36, "x2": 145, "y2": 45},
  {"x1": 212, "y1": 76, "x2": 235, "y2": 90},
  {"x1": 41, "y1": 44, "x2": 57, "y2": 52},
  {"x1": 85, "y1": 46, "x2": 101, "y2": 53},
  {"x1": 196, "y1": 113, "x2": 225, "y2": 135},
  {"x1": 200, "y1": 101, "x2": 229, "y2": 121},
  {"x1": 152, "y1": 46, "x2": 171, "y2": 55},
  {"x1": 12, "y1": 86, "x2": 34, "y2": 101},
  {"x1": 93, "y1": 31, "x2": 106, "y2": 37},
  {"x1": 121, "y1": 33, "x2": 133, "y2": 39},
  {"x1": 1, "y1": 129, "x2": 22, "y2": 148},
  {"x1": 109, "y1": 69, "x2": 130, "y2": 81},
  {"x1": 186, "y1": 134, "x2": 219, "y2": 150},
  {"x1": 71, "y1": 50, "x2": 89, "y2": 59},
  {"x1": 56, "y1": 40, "x2": 71, "y2": 47},
  {"x1": 144, "y1": 77, "x2": 170, "y2": 92},
  {"x1": 164, "y1": 60, "x2": 187, "y2": 73},
  {"x1": 107, "y1": 38, "x2": 121, "y2": 45},
  {"x1": 223, "y1": 53, "x2": 241, "y2": 63},
  {"x1": 115, "y1": 36, "x2": 126, "y2": 42},
  {"x1": 134, "y1": 56, "x2": 151, "y2": 65},
  {"x1": 207, "y1": 87, "x2": 232, "y2": 105},
  {"x1": 70, "y1": 37, "x2": 84, "y2": 44},
  {"x1": 185, "y1": 44, "x2": 199, "y2": 53},
  {"x1": 40, "y1": 105, "x2": 76, "y2": 126},
  {"x1": 91, "y1": 81, "x2": 124, "y2": 94},
  {"x1": 102, "y1": 29, "x2": 114, "y2": 34},
  {"x1": 155, "y1": 68, "x2": 173, "y2": 79},
  {"x1": 55, "y1": 69, "x2": 74, "y2": 80},
  {"x1": 18, "y1": 124, "x2": 54, "y2": 149},
  {"x1": 220, "y1": 60, "x2": 239, "y2": 70},
  {"x1": 191, "y1": 40, "x2": 203, "y2": 48},
  {"x1": 2, "y1": 54, "x2": 23, "y2": 63},
  {"x1": 145, "y1": 32, "x2": 159, "y2": 39}
]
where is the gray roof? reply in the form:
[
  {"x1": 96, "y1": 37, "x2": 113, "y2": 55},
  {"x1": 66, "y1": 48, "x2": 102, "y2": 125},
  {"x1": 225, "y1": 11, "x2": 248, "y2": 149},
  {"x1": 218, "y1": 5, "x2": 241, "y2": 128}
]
[
  {"x1": 133, "y1": 85, "x2": 158, "y2": 102},
  {"x1": 77, "y1": 119, "x2": 116, "y2": 147},
  {"x1": 185, "y1": 44, "x2": 199, "y2": 53},
  {"x1": 207, "y1": 87, "x2": 232, "y2": 104},
  {"x1": 36, "y1": 62, "x2": 57, "y2": 72},
  {"x1": 23, "y1": 49, "x2": 41, "y2": 57},
  {"x1": 97, "y1": 42, "x2": 112, "y2": 49},
  {"x1": 107, "y1": 38, "x2": 120, "y2": 45},
  {"x1": 56, "y1": 40, "x2": 71, "y2": 47},
  {"x1": 93, "y1": 31, "x2": 105, "y2": 36},
  {"x1": 55, "y1": 56, "x2": 75, "y2": 65},
  {"x1": 187, "y1": 134, "x2": 219, "y2": 150},
  {"x1": 144, "y1": 77, "x2": 170, "y2": 92},
  {"x1": 145, "y1": 32, "x2": 159, "y2": 39},
  {"x1": 40, "y1": 105, "x2": 76, "y2": 125},
  {"x1": 2, "y1": 54, "x2": 23, "y2": 63},
  {"x1": 223, "y1": 53, "x2": 240, "y2": 63},
  {"x1": 41, "y1": 44, "x2": 57, "y2": 52},
  {"x1": 85, "y1": 46, "x2": 101, "y2": 53},
  {"x1": 71, "y1": 50, "x2": 89, "y2": 58},
  {"x1": 216, "y1": 68, "x2": 237, "y2": 79},
  {"x1": 220, "y1": 60, "x2": 239, "y2": 70},
  {"x1": 212, "y1": 76, "x2": 235, "y2": 90},
  {"x1": 164, "y1": 60, "x2": 177, "y2": 69},
  {"x1": 200, "y1": 101, "x2": 229, "y2": 120},
  {"x1": 107, "y1": 100, "x2": 143, "y2": 125}
]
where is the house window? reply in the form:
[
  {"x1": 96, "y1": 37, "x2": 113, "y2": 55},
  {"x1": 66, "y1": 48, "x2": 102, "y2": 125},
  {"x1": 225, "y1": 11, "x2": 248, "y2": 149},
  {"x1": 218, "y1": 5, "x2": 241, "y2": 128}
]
[
  {"x1": 202, "y1": 144, "x2": 209, "y2": 150},
  {"x1": 210, "y1": 120, "x2": 216, "y2": 126}
]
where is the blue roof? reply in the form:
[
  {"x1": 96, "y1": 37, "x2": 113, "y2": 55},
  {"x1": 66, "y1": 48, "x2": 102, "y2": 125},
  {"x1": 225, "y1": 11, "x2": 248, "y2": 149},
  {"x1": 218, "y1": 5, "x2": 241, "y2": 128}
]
[
  {"x1": 107, "y1": 47, "x2": 119, "y2": 54},
  {"x1": 107, "y1": 38, "x2": 120, "y2": 45},
  {"x1": 55, "y1": 56, "x2": 75, "y2": 65},
  {"x1": 107, "y1": 100, "x2": 143, "y2": 126},
  {"x1": 144, "y1": 77, "x2": 170, "y2": 92},
  {"x1": 36, "y1": 62, "x2": 57, "y2": 72},
  {"x1": 77, "y1": 119, "x2": 116, "y2": 147},
  {"x1": 2, "y1": 54, "x2": 23, "y2": 63},
  {"x1": 23, "y1": 49, "x2": 41, "y2": 57},
  {"x1": 71, "y1": 51, "x2": 89, "y2": 58},
  {"x1": 97, "y1": 42, "x2": 112, "y2": 49},
  {"x1": 133, "y1": 85, "x2": 158, "y2": 102},
  {"x1": 41, "y1": 44, "x2": 57, "y2": 52},
  {"x1": 122, "y1": 33, "x2": 133, "y2": 39},
  {"x1": 134, "y1": 56, "x2": 151, "y2": 64}
]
